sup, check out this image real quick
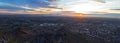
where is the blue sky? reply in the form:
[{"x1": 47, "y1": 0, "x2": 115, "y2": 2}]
[
  {"x1": 0, "y1": 0, "x2": 120, "y2": 14},
  {"x1": 0, "y1": 0, "x2": 51, "y2": 7}
]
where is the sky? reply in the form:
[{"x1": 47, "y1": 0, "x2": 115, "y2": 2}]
[{"x1": 0, "y1": 0, "x2": 120, "y2": 14}]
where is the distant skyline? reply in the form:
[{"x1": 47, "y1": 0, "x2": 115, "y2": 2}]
[{"x1": 0, "y1": 0, "x2": 120, "y2": 14}]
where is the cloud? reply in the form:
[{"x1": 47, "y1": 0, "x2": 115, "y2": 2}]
[
  {"x1": 0, "y1": 3, "x2": 35, "y2": 13},
  {"x1": 105, "y1": 0, "x2": 120, "y2": 9},
  {"x1": 0, "y1": 0, "x2": 58, "y2": 12},
  {"x1": 0, "y1": 0, "x2": 56, "y2": 8},
  {"x1": 0, "y1": 2, "x2": 62, "y2": 14},
  {"x1": 0, "y1": 3, "x2": 35, "y2": 14},
  {"x1": 93, "y1": 0, "x2": 105, "y2": 3},
  {"x1": 0, "y1": 0, "x2": 120, "y2": 14},
  {"x1": 105, "y1": 9, "x2": 120, "y2": 14}
]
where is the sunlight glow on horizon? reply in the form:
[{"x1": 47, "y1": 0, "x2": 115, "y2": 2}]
[
  {"x1": 55, "y1": 0, "x2": 109, "y2": 14},
  {"x1": 66, "y1": 3, "x2": 107, "y2": 13}
]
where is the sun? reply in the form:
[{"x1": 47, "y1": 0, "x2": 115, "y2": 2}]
[{"x1": 66, "y1": 3, "x2": 106, "y2": 14}]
